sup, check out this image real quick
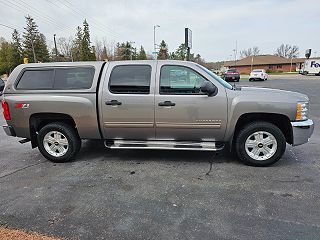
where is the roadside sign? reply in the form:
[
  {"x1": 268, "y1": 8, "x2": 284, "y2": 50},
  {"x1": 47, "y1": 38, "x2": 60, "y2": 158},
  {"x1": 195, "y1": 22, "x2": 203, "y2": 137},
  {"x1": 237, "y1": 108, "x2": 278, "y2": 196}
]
[
  {"x1": 185, "y1": 28, "x2": 192, "y2": 49},
  {"x1": 23, "y1": 58, "x2": 28, "y2": 64}
]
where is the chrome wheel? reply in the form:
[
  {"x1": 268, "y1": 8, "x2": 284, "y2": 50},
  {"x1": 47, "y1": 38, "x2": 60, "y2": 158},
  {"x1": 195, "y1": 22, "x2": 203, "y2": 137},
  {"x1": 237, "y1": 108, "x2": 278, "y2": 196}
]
[
  {"x1": 43, "y1": 131, "x2": 69, "y2": 157},
  {"x1": 245, "y1": 131, "x2": 277, "y2": 161}
]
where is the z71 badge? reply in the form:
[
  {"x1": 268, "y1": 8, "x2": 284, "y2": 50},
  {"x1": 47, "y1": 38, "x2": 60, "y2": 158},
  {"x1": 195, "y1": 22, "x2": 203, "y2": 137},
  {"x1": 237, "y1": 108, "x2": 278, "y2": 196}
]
[{"x1": 15, "y1": 103, "x2": 30, "y2": 109}]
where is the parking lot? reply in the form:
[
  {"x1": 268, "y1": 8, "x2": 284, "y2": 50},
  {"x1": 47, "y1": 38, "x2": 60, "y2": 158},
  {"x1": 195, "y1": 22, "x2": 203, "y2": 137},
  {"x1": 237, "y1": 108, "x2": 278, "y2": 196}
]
[{"x1": 0, "y1": 75, "x2": 320, "y2": 240}]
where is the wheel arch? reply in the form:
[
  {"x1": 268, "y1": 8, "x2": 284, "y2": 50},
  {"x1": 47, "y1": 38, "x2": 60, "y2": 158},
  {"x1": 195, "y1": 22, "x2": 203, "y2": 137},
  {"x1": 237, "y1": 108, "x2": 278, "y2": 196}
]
[
  {"x1": 230, "y1": 112, "x2": 293, "y2": 149},
  {"x1": 29, "y1": 113, "x2": 77, "y2": 148}
]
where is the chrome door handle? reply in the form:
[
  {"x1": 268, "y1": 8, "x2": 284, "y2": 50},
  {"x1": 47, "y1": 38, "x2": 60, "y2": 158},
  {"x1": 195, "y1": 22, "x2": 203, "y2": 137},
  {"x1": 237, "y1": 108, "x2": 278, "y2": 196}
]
[
  {"x1": 158, "y1": 101, "x2": 175, "y2": 107},
  {"x1": 105, "y1": 100, "x2": 122, "y2": 106}
]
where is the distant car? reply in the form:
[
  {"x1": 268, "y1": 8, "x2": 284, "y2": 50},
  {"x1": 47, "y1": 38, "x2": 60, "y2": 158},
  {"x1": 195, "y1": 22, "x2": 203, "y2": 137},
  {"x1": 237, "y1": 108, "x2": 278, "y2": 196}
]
[
  {"x1": 249, "y1": 69, "x2": 268, "y2": 81},
  {"x1": 0, "y1": 78, "x2": 5, "y2": 94},
  {"x1": 223, "y1": 69, "x2": 240, "y2": 82}
]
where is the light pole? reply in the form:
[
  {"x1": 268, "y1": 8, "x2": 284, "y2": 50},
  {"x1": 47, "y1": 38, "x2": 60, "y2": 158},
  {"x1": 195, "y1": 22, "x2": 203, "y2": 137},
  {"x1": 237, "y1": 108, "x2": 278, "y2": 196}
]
[{"x1": 153, "y1": 25, "x2": 160, "y2": 59}]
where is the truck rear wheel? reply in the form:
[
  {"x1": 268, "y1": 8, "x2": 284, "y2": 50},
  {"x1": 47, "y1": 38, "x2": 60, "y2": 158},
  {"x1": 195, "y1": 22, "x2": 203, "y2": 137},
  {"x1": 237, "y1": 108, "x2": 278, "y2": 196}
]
[
  {"x1": 235, "y1": 121, "x2": 286, "y2": 167},
  {"x1": 37, "y1": 122, "x2": 81, "y2": 163}
]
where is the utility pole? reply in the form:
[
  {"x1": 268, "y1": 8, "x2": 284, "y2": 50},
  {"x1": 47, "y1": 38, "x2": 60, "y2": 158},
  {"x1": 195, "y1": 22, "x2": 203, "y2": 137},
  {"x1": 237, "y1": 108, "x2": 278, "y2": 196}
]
[
  {"x1": 53, "y1": 34, "x2": 58, "y2": 61},
  {"x1": 153, "y1": 25, "x2": 160, "y2": 59}
]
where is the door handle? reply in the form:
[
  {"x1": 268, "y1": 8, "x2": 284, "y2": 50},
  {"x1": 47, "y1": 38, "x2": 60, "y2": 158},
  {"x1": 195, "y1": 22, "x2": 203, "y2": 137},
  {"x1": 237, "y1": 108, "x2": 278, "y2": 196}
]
[
  {"x1": 105, "y1": 100, "x2": 122, "y2": 106},
  {"x1": 158, "y1": 101, "x2": 176, "y2": 107}
]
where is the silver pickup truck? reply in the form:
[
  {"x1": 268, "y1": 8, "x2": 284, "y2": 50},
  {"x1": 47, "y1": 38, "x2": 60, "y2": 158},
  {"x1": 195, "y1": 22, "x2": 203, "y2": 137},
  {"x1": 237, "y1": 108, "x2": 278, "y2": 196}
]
[{"x1": 1, "y1": 60, "x2": 314, "y2": 166}]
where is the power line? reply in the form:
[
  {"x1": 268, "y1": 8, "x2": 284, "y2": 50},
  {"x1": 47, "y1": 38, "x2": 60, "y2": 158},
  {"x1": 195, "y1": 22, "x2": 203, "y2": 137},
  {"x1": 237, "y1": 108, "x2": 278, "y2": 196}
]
[
  {"x1": 52, "y1": 0, "x2": 120, "y2": 39},
  {"x1": 17, "y1": 0, "x2": 76, "y2": 32},
  {"x1": 0, "y1": 0, "x2": 73, "y2": 33},
  {"x1": 0, "y1": 23, "x2": 19, "y2": 30},
  {"x1": 64, "y1": 0, "x2": 120, "y2": 37}
]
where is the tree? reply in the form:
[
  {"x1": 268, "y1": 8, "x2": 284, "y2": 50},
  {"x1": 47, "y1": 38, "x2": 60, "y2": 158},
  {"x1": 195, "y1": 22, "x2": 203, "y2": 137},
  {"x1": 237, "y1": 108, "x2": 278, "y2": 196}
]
[
  {"x1": 275, "y1": 44, "x2": 299, "y2": 58},
  {"x1": 114, "y1": 41, "x2": 134, "y2": 60},
  {"x1": 240, "y1": 47, "x2": 260, "y2": 58},
  {"x1": 11, "y1": 29, "x2": 23, "y2": 66},
  {"x1": 0, "y1": 38, "x2": 15, "y2": 75},
  {"x1": 23, "y1": 15, "x2": 49, "y2": 63},
  {"x1": 157, "y1": 40, "x2": 169, "y2": 60},
  {"x1": 72, "y1": 26, "x2": 83, "y2": 61},
  {"x1": 137, "y1": 46, "x2": 147, "y2": 60},
  {"x1": 174, "y1": 43, "x2": 187, "y2": 60},
  {"x1": 57, "y1": 36, "x2": 74, "y2": 61},
  {"x1": 81, "y1": 19, "x2": 96, "y2": 61}
]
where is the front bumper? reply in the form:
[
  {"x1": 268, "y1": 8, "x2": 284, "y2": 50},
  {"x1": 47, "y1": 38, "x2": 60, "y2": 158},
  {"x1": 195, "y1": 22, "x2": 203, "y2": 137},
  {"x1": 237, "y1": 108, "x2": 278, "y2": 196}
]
[
  {"x1": 2, "y1": 125, "x2": 16, "y2": 137},
  {"x1": 291, "y1": 119, "x2": 314, "y2": 146}
]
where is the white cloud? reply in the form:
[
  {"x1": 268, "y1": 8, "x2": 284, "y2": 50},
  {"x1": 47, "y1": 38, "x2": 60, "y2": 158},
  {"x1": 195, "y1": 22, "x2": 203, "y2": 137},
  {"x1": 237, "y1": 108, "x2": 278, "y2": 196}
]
[{"x1": 0, "y1": 0, "x2": 319, "y2": 61}]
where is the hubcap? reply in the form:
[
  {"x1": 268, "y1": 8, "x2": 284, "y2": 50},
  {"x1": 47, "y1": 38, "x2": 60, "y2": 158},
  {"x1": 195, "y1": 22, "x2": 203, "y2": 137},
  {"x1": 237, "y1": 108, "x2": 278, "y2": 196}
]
[
  {"x1": 245, "y1": 131, "x2": 277, "y2": 161},
  {"x1": 43, "y1": 131, "x2": 69, "y2": 157}
]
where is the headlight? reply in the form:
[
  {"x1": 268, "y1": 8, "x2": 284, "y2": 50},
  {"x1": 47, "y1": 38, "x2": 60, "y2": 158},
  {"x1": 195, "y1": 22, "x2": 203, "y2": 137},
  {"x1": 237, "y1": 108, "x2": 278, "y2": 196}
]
[{"x1": 296, "y1": 102, "x2": 309, "y2": 121}]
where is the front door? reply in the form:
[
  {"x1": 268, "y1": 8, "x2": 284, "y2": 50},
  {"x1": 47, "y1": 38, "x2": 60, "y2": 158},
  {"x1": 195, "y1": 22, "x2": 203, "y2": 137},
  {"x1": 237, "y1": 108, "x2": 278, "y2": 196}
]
[
  {"x1": 101, "y1": 62, "x2": 156, "y2": 140},
  {"x1": 155, "y1": 63, "x2": 228, "y2": 142}
]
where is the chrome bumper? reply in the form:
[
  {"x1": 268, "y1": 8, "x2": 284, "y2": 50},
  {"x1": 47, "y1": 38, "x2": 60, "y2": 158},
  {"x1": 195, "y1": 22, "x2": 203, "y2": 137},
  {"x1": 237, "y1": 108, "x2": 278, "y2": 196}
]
[
  {"x1": 2, "y1": 125, "x2": 16, "y2": 137},
  {"x1": 291, "y1": 119, "x2": 314, "y2": 146}
]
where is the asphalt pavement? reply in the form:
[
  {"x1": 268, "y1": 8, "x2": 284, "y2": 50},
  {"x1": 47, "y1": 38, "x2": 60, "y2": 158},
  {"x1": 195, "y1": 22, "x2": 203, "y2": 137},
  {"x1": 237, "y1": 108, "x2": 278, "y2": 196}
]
[{"x1": 0, "y1": 75, "x2": 320, "y2": 240}]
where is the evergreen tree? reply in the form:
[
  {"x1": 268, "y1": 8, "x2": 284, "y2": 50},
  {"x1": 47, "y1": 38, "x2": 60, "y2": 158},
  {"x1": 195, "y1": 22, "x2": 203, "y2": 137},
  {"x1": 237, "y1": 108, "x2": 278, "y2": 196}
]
[
  {"x1": 157, "y1": 40, "x2": 169, "y2": 60},
  {"x1": 72, "y1": 26, "x2": 83, "y2": 61},
  {"x1": 35, "y1": 33, "x2": 50, "y2": 62},
  {"x1": 23, "y1": 15, "x2": 49, "y2": 63},
  {"x1": 174, "y1": 43, "x2": 187, "y2": 60},
  {"x1": 137, "y1": 46, "x2": 147, "y2": 60},
  {"x1": 11, "y1": 29, "x2": 23, "y2": 66},
  {"x1": 81, "y1": 19, "x2": 96, "y2": 61}
]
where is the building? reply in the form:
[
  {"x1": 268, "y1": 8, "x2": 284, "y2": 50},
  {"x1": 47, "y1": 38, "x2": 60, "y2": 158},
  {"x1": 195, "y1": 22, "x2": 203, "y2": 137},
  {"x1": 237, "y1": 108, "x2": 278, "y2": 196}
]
[{"x1": 223, "y1": 55, "x2": 305, "y2": 74}]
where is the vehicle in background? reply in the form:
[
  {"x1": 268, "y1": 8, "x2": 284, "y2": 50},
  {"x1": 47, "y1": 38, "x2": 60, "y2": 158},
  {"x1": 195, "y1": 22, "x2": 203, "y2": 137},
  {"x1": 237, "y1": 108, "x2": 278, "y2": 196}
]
[
  {"x1": 223, "y1": 68, "x2": 240, "y2": 82},
  {"x1": 0, "y1": 78, "x2": 5, "y2": 95},
  {"x1": 300, "y1": 59, "x2": 320, "y2": 76},
  {"x1": 249, "y1": 69, "x2": 268, "y2": 81}
]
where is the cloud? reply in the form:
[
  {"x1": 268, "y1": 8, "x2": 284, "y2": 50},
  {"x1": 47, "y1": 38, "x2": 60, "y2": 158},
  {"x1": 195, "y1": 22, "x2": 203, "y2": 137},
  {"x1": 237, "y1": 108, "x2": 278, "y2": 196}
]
[{"x1": 0, "y1": 0, "x2": 319, "y2": 61}]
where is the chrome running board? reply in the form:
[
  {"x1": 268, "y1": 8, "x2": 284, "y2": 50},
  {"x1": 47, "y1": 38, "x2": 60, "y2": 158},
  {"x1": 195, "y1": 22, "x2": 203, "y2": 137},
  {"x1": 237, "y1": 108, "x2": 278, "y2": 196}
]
[{"x1": 104, "y1": 140, "x2": 224, "y2": 151}]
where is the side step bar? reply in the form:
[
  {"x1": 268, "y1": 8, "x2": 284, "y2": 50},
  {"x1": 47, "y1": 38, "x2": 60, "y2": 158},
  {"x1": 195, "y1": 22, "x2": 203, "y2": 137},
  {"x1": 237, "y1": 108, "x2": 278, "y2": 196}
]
[{"x1": 104, "y1": 140, "x2": 224, "y2": 151}]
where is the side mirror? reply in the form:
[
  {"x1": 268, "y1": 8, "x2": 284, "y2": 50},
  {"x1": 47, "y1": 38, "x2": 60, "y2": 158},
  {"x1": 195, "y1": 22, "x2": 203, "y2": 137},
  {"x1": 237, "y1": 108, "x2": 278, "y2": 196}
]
[{"x1": 200, "y1": 81, "x2": 218, "y2": 97}]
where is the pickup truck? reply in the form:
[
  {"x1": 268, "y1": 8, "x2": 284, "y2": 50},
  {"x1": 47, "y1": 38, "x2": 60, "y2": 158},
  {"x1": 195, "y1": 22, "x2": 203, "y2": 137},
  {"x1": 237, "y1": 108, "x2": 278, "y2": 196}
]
[{"x1": 1, "y1": 60, "x2": 314, "y2": 166}]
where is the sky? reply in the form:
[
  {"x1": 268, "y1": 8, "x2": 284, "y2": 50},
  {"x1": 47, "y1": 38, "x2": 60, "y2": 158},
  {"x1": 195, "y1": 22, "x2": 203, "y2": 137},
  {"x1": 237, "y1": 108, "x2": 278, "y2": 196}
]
[{"x1": 0, "y1": 0, "x2": 319, "y2": 62}]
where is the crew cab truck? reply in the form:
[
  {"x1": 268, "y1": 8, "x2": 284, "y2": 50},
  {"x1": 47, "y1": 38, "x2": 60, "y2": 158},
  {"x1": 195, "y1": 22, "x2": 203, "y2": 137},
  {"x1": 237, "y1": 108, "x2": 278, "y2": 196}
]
[{"x1": 1, "y1": 61, "x2": 314, "y2": 167}]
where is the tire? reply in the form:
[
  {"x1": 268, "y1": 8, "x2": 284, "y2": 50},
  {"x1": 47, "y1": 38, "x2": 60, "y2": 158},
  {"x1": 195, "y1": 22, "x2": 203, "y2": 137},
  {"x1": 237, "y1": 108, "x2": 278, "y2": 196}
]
[
  {"x1": 37, "y1": 122, "x2": 81, "y2": 163},
  {"x1": 249, "y1": 78, "x2": 252, "y2": 82},
  {"x1": 235, "y1": 121, "x2": 286, "y2": 167}
]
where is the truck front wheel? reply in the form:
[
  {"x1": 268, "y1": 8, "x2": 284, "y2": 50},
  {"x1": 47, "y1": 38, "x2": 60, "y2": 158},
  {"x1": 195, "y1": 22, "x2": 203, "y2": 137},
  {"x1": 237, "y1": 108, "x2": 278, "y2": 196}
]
[
  {"x1": 235, "y1": 122, "x2": 286, "y2": 167},
  {"x1": 37, "y1": 122, "x2": 81, "y2": 163}
]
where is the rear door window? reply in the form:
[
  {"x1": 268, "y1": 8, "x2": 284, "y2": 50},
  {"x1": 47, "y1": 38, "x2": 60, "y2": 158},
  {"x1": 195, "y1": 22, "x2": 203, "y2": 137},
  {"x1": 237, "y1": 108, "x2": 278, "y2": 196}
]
[
  {"x1": 17, "y1": 70, "x2": 54, "y2": 89},
  {"x1": 54, "y1": 67, "x2": 95, "y2": 89},
  {"x1": 109, "y1": 65, "x2": 151, "y2": 94}
]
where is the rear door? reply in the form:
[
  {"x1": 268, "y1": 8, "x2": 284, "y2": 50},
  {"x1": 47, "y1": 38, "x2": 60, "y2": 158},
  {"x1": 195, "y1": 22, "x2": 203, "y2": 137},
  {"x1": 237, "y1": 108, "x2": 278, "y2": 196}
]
[{"x1": 100, "y1": 62, "x2": 156, "y2": 140}]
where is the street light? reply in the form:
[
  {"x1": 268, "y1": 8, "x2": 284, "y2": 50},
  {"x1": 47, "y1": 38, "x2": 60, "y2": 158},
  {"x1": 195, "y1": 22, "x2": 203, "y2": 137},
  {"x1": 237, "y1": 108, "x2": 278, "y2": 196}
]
[{"x1": 153, "y1": 25, "x2": 160, "y2": 59}]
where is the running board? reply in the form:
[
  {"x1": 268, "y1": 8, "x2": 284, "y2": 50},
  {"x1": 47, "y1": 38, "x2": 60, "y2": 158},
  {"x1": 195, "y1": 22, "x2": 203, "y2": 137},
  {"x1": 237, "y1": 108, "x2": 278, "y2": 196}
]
[{"x1": 104, "y1": 140, "x2": 224, "y2": 151}]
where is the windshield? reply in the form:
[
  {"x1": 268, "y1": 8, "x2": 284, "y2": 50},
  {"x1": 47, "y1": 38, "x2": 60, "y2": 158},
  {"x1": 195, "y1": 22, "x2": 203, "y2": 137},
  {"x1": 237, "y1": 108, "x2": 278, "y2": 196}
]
[
  {"x1": 197, "y1": 65, "x2": 233, "y2": 90},
  {"x1": 252, "y1": 70, "x2": 262, "y2": 72}
]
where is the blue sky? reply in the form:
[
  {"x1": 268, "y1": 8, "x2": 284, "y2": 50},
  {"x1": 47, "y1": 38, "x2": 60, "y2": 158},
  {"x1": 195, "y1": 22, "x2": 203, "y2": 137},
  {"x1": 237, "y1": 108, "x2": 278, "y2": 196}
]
[{"x1": 0, "y1": 0, "x2": 319, "y2": 61}]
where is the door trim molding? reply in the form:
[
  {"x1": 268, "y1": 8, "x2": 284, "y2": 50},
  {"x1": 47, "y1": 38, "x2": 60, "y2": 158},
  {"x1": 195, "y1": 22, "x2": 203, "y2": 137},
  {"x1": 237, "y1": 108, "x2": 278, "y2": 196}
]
[
  {"x1": 104, "y1": 122, "x2": 154, "y2": 128},
  {"x1": 156, "y1": 122, "x2": 221, "y2": 129}
]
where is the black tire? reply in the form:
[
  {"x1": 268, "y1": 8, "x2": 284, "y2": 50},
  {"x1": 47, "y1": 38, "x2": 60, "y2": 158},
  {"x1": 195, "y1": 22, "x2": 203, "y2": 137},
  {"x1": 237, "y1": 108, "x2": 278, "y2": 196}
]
[
  {"x1": 235, "y1": 121, "x2": 286, "y2": 167},
  {"x1": 37, "y1": 122, "x2": 81, "y2": 163}
]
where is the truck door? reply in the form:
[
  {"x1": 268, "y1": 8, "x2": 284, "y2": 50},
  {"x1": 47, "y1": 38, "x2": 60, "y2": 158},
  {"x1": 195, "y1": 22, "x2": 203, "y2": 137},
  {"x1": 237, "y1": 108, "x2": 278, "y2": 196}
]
[
  {"x1": 154, "y1": 63, "x2": 228, "y2": 142},
  {"x1": 100, "y1": 62, "x2": 156, "y2": 140}
]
